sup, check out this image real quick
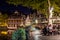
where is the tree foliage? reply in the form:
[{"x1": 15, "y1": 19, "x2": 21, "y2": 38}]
[
  {"x1": 6, "y1": 0, "x2": 60, "y2": 17},
  {"x1": 0, "y1": 12, "x2": 8, "y2": 26}
]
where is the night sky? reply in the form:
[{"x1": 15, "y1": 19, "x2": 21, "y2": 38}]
[{"x1": 0, "y1": 0, "x2": 34, "y2": 15}]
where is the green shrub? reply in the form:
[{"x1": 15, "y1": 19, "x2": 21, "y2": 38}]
[{"x1": 12, "y1": 28, "x2": 26, "y2": 40}]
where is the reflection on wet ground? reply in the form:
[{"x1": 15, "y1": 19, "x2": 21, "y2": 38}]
[{"x1": 0, "y1": 35, "x2": 60, "y2": 40}]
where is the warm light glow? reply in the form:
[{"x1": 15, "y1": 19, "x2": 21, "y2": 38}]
[
  {"x1": 35, "y1": 19, "x2": 38, "y2": 24},
  {"x1": 0, "y1": 23, "x2": 8, "y2": 26},
  {"x1": 1, "y1": 31, "x2": 8, "y2": 35}
]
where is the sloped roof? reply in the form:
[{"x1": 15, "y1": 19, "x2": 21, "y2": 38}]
[{"x1": 0, "y1": 1, "x2": 33, "y2": 15}]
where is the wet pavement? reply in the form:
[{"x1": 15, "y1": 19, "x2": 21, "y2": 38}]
[
  {"x1": 39, "y1": 35, "x2": 60, "y2": 40},
  {"x1": 0, "y1": 35, "x2": 60, "y2": 40}
]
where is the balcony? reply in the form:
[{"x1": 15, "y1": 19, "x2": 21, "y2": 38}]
[{"x1": 7, "y1": 27, "x2": 17, "y2": 30}]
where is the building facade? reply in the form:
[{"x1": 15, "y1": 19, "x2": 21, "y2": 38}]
[{"x1": 7, "y1": 11, "x2": 25, "y2": 34}]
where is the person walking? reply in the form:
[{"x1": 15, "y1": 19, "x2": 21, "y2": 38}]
[
  {"x1": 42, "y1": 26, "x2": 48, "y2": 36},
  {"x1": 48, "y1": 25, "x2": 53, "y2": 35}
]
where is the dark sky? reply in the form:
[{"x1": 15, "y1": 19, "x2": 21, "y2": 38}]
[{"x1": 0, "y1": 0, "x2": 34, "y2": 15}]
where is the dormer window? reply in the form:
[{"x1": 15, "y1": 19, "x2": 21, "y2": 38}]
[{"x1": 14, "y1": 11, "x2": 19, "y2": 15}]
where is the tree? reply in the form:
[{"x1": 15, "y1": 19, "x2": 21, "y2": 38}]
[
  {"x1": 6, "y1": 0, "x2": 60, "y2": 18},
  {"x1": 0, "y1": 12, "x2": 8, "y2": 26}
]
